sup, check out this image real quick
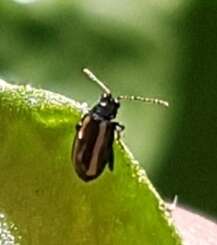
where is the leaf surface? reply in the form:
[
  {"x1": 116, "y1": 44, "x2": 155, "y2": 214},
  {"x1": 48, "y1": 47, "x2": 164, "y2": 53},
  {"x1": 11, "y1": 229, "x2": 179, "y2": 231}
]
[{"x1": 0, "y1": 80, "x2": 182, "y2": 245}]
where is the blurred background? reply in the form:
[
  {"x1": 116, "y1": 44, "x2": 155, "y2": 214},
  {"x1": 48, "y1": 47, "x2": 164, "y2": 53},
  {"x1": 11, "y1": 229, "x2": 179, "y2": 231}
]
[{"x1": 0, "y1": 0, "x2": 216, "y2": 219}]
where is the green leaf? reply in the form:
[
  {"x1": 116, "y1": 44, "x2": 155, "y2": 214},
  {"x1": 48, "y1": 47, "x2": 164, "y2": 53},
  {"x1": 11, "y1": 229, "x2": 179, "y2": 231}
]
[{"x1": 0, "y1": 79, "x2": 182, "y2": 245}]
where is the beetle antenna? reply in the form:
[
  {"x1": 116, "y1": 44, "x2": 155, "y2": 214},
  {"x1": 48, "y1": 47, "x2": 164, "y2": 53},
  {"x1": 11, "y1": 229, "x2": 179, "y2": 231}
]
[
  {"x1": 82, "y1": 68, "x2": 111, "y2": 95},
  {"x1": 117, "y1": 95, "x2": 169, "y2": 107}
]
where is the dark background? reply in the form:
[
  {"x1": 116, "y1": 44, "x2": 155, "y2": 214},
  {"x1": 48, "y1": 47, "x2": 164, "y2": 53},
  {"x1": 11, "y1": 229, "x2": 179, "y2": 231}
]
[{"x1": 0, "y1": 0, "x2": 216, "y2": 218}]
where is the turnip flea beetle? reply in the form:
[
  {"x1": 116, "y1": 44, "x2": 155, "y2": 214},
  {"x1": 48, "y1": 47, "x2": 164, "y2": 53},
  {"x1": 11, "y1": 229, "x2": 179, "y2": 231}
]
[{"x1": 72, "y1": 68, "x2": 169, "y2": 182}]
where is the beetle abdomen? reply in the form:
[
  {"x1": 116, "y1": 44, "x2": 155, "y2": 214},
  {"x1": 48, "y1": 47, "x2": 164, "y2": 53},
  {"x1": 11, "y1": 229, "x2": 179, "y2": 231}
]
[{"x1": 72, "y1": 115, "x2": 115, "y2": 181}]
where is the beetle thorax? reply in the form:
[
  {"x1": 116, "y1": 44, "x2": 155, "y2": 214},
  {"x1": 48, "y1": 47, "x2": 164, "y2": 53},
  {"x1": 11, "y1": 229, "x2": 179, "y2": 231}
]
[{"x1": 91, "y1": 93, "x2": 120, "y2": 120}]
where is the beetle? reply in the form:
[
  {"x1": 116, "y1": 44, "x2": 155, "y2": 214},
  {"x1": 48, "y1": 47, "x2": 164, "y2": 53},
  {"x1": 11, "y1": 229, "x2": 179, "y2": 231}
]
[{"x1": 72, "y1": 68, "x2": 169, "y2": 182}]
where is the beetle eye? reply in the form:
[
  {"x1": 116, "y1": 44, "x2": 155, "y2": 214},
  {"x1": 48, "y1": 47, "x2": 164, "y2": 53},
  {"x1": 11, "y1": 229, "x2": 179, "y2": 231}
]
[
  {"x1": 114, "y1": 98, "x2": 120, "y2": 107},
  {"x1": 100, "y1": 101, "x2": 107, "y2": 107}
]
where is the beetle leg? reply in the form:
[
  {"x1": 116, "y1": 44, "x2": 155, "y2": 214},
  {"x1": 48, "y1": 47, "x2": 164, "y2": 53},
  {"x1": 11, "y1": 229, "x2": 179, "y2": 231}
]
[
  {"x1": 114, "y1": 122, "x2": 125, "y2": 140},
  {"x1": 108, "y1": 148, "x2": 114, "y2": 171},
  {"x1": 108, "y1": 123, "x2": 124, "y2": 172},
  {"x1": 75, "y1": 122, "x2": 82, "y2": 130}
]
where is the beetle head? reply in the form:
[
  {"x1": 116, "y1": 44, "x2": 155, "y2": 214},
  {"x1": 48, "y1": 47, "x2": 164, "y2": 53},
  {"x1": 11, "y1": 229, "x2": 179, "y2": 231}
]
[{"x1": 91, "y1": 93, "x2": 120, "y2": 120}]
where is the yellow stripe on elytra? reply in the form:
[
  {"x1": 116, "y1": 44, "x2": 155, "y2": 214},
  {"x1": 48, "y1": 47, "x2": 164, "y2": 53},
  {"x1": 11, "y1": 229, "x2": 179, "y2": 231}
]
[{"x1": 86, "y1": 121, "x2": 107, "y2": 176}]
